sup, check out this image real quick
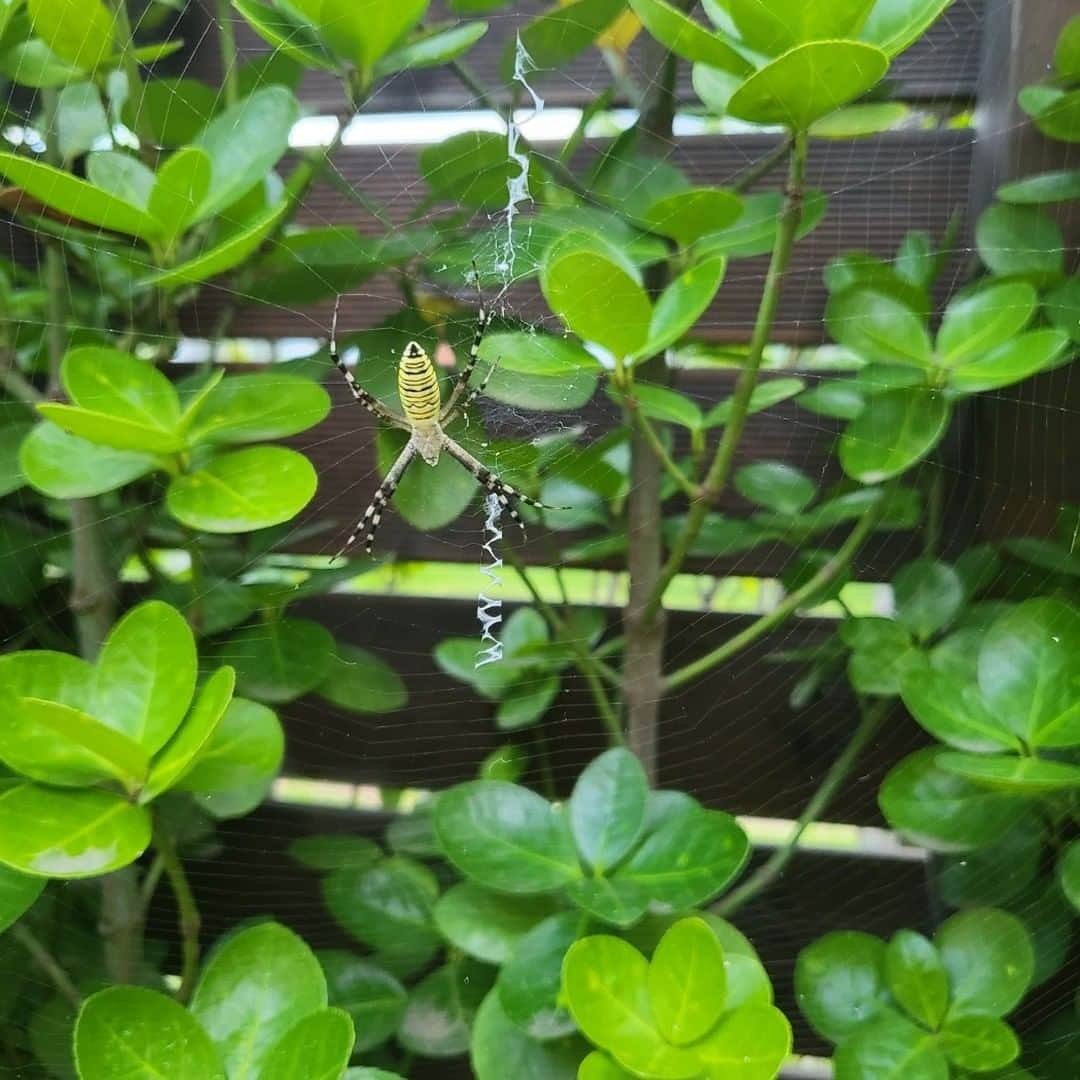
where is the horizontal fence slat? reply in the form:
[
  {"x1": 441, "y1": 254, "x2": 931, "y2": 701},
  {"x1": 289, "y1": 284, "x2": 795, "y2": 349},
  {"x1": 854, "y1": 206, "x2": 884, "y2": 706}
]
[{"x1": 183, "y1": 0, "x2": 987, "y2": 112}]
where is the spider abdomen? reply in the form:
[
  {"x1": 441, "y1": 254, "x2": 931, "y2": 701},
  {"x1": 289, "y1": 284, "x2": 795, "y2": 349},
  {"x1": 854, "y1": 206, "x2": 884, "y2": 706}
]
[{"x1": 398, "y1": 342, "x2": 441, "y2": 425}]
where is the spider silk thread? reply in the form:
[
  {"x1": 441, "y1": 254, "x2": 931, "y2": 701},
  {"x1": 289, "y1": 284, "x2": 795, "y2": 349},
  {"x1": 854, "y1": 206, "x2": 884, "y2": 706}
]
[{"x1": 475, "y1": 492, "x2": 504, "y2": 668}]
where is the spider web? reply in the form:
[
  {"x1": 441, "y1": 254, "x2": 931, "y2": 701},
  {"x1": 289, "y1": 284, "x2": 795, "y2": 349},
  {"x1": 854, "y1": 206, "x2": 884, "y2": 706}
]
[{"x1": 2, "y1": 0, "x2": 1078, "y2": 1073}]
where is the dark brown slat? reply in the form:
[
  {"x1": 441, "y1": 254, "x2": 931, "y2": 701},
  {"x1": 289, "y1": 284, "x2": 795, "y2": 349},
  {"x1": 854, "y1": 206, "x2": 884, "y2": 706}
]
[
  {"x1": 270, "y1": 594, "x2": 927, "y2": 826},
  {"x1": 153, "y1": 800, "x2": 931, "y2": 1061},
  {"x1": 182, "y1": 0, "x2": 986, "y2": 112},
  {"x1": 186, "y1": 130, "x2": 974, "y2": 343}
]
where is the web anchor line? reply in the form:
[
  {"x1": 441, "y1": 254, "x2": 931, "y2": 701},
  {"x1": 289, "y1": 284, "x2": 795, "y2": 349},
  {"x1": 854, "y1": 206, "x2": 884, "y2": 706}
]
[{"x1": 475, "y1": 492, "x2": 504, "y2": 668}]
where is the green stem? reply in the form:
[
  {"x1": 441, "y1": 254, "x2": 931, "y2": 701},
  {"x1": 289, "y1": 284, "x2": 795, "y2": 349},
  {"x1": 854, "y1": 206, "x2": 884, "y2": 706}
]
[
  {"x1": 625, "y1": 402, "x2": 698, "y2": 499},
  {"x1": 217, "y1": 0, "x2": 240, "y2": 108},
  {"x1": 644, "y1": 130, "x2": 809, "y2": 622},
  {"x1": 185, "y1": 532, "x2": 206, "y2": 635},
  {"x1": 714, "y1": 699, "x2": 887, "y2": 918},
  {"x1": 731, "y1": 137, "x2": 793, "y2": 194},
  {"x1": 154, "y1": 818, "x2": 201, "y2": 1004},
  {"x1": 665, "y1": 500, "x2": 882, "y2": 692},
  {"x1": 11, "y1": 926, "x2": 82, "y2": 1009}
]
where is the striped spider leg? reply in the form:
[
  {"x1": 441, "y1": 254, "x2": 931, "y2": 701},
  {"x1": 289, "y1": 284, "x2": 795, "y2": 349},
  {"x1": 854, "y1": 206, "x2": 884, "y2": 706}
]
[{"x1": 330, "y1": 298, "x2": 560, "y2": 561}]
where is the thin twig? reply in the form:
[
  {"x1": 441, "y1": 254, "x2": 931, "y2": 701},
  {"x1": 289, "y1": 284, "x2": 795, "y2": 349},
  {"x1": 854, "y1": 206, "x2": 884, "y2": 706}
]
[
  {"x1": 625, "y1": 401, "x2": 698, "y2": 499},
  {"x1": 731, "y1": 137, "x2": 793, "y2": 194},
  {"x1": 11, "y1": 925, "x2": 82, "y2": 1009},
  {"x1": 153, "y1": 819, "x2": 201, "y2": 1005}
]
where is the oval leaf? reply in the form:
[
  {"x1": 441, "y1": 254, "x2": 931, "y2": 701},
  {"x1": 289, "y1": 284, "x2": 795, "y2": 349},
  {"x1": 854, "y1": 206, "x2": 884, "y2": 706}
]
[{"x1": 569, "y1": 748, "x2": 649, "y2": 873}]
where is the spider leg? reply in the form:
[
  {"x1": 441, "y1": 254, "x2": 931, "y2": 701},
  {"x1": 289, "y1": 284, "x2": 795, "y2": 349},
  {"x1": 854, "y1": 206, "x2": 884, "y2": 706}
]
[
  {"x1": 441, "y1": 436, "x2": 560, "y2": 536},
  {"x1": 332, "y1": 441, "x2": 416, "y2": 562},
  {"x1": 330, "y1": 295, "x2": 403, "y2": 425},
  {"x1": 442, "y1": 302, "x2": 494, "y2": 419},
  {"x1": 442, "y1": 353, "x2": 499, "y2": 427}
]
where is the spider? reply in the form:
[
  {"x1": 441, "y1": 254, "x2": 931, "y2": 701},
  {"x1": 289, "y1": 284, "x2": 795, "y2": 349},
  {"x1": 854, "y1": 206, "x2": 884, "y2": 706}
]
[{"x1": 329, "y1": 296, "x2": 556, "y2": 559}]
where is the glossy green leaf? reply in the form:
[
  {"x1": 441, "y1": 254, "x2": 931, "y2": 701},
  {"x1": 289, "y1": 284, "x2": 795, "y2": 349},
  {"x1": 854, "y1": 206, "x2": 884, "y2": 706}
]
[
  {"x1": 434, "y1": 882, "x2": 552, "y2": 964},
  {"x1": 318, "y1": 950, "x2": 406, "y2": 1054},
  {"x1": 260, "y1": 1007, "x2": 354, "y2": 1080},
  {"x1": 879, "y1": 748, "x2": 1026, "y2": 851},
  {"x1": 420, "y1": 130, "x2": 523, "y2": 210},
  {"x1": 0, "y1": 782, "x2": 151, "y2": 878},
  {"x1": 838, "y1": 388, "x2": 950, "y2": 484},
  {"x1": 697, "y1": 189, "x2": 827, "y2": 259},
  {"x1": 570, "y1": 748, "x2": 648, "y2": 873},
  {"x1": 628, "y1": 0, "x2": 751, "y2": 74},
  {"x1": 628, "y1": 384, "x2": 704, "y2": 431},
  {"x1": 1032, "y1": 87, "x2": 1080, "y2": 142},
  {"x1": 935, "y1": 908, "x2": 1033, "y2": 1018},
  {"x1": 826, "y1": 289, "x2": 933, "y2": 368},
  {"x1": 893, "y1": 558, "x2": 964, "y2": 641},
  {"x1": 19, "y1": 422, "x2": 158, "y2": 498},
  {"x1": 398, "y1": 963, "x2": 488, "y2": 1057},
  {"x1": 735, "y1": 462, "x2": 815, "y2": 515},
  {"x1": 497, "y1": 911, "x2": 579, "y2": 1040},
  {"x1": 471, "y1": 990, "x2": 583, "y2": 1080},
  {"x1": 641, "y1": 250, "x2": 726, "y2": 357},
  {"x1": 939, "y1": 1014, "x2": 1019, "y2": 1071},
  {"x1": 937, "y1": 816, "x2": 1043, "y2": 909},
  {"x1": 998, "y1": 169, "x2": 1080, "y2": 205},
  {"x1": 148, "y1": 147, "x2": 212, "y2": 242},
  {"x1": 27, "y1": 0, "x2": 114, "y2": 71},
  {"x1": 1059, "y1": 842, "x2": 1080, "y2": 913},
  {"x1": 504, "y1": 0, "x2": 622, "y2": 75},
  {"x1": 883, "y1": 930, "x2": 948, "y2": 1031},
  {"x1": 578, "y1": 1051, "x2": 639, "y2": 1080},
  {"x1": 976, "y1": 204, "x2": 1065, "y2": 283},
  {"x1": 795, "y1": 931, "x2": 888, "y2": 1042},
  {"x1": 138, "y1": 78, "x2": 220, "y2": 146},
  {"x1": 220, "y1": 619, "x2": 334, "y2": 704},
  {"x1": 167, "y1": 446, "x2": 318, "y2": 533},
  {"x1": 0, "y1": 153, "x2": 161, "y2": 241},
  {"x1": 977, "y1": 598, "x2": 1080, "y2": 748},
  {"x1": 85, "y1": 151, "x2": 155, "y2": 211},
  {"x1": 728, "y1": 41, "x2": 888, "y2": 129},
  {"x1": 318, "y1": 0, "x2": 427, "y2": 76},
  {"x1": 496, "y1": 671, "x2": 561, "y2": 731},
  {"x1": 643, "y1": 188, "x2": 742, "y2": 248},
  {"x1": 693, "y1": 1002, "x2": 792, "y2": 1079},
  {"x1": 706, "y1": 376, "x2": 806, "y2": 427},
  {"x1": 0, "y1": 39, "x2": 84, "y2": 87},
  {"x1": 936, "y1": 282, "x2": 1038, "y2": 365},
  {"x1": 938, "y1": 752, "x2": 1080, "y2": 793},
  {"x1": 843, "y1": 617, "x2": 919, "y2": 697},
  {"x1": 56, "y1": 81, "x2": 110, "y2": 162},
  {"x1": 648, "y1": 917, "x2": 726, "y2": 1045},
  {"x1": 376, "y1": 425, "x2": 477, "y2": 531},
  {"x1": 948, "y1": 329, "x2": 1072, "y2": 395},
  {"x1": 35, "y1": 402, "x2": 184, "y2": 454},
  {"x1": 62, "y1": 346, "x2": 180, "y2": 432},
  {"x1": 0, "y1": 863, "x2": 45, "y2": 932},
  {"x1": 859, "y1": 0, "x2": 952, "y2": 57},
  {"x1": 474, "y1": 330, "x2": 600, "y2": 409},
  {"x1": 92, "y1": 600, "x2": 196, "y2": 754},
  {"x1": 381, "y1": 19, "x2": 488, "y2": 76},
  {"x1": 1045, "y1": 278, "x2": 1080, "y2": 343},
  {"x1": 314, "y1": 645, "x2": 406, "y2": 715},
  {"x1": 233, "y1": 0, "x2": 339, "y2": 71},
  {"x1": 141, "y1": 666, "x2": 236, "y2": 802},
  {"x1": 0, "y1": 697, "x2": 150, "y2": 789},
  {"x1": 435, "y1": 780, "x2": 581, "y2": 892},
  {"x1": 191, "y1": 922, "x2": 327, "y2": 1080},
  {"x1": 290, "y1": 835, "x2": 381, "y2": 872},
  {"x1": 176, "y1": 696, "x2": 283, "y2": 794},
  {"x1": 0, "y1": 650, "x2": 93, "y2": 709},
  {"x1": 564, "y1": 876, "x2": 649, "y2": 929},
  {"x1": 810, "y1": 102, "x2": 909, "y2": 137},
  {"x1": 724, "y1": 0, "x2": 873, "y2": 54},
  {"x1": 899, "y1": 668, "x2": 1017, "y2": 753},
  {"x1": 834, "y1": 1009, "x2": 948, "y2": 1080}
]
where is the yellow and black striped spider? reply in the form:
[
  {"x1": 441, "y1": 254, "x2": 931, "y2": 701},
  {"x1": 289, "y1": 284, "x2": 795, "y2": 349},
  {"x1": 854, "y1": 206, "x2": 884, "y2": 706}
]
[{"x1": 329, "y1": 297, "x2": 554, "y2": 559}]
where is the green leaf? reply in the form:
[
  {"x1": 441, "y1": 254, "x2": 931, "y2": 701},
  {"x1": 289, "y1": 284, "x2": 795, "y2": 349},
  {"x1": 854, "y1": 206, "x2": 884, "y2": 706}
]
[
  {"x1": 0, "y1": 39, "x2": 84, "y2": 87},
  {"x1": 166, "y1": 446, "x2": 317, "y2": 533},
  {"x1": 1045, "y1": 278, "x2": 1080, "y2": 343},
  {"x1": 191, "y1": 922, "x2": 327, "y2": 1080},
  {"x1": 628, "y1": 0, "x2": 751, "y2": 74},
  {"x1": 948, "y1": 329, "x2": 1072, "y2": 395},
  {"x1": 936, "y1": 282, "x2": 1038, "y2": 365},
  {"x1": 643, "y1": 188, "x2": 742, "y2": 248},
  {"x1": 0, "y1": 782, "x2": 151, "y2": 878},
  {"x1": 977, "y1": 598, "x2": 1080, "y2": 748},
  {"x1": 74, "y1": 986, "x2": 225, "y2": 1080},
  {"x1": 883, "y1": 930, "x2": 948, "y2": 1031},
  {"x1": 935, "y1": 908, "x2": 1033, "y2": 1018},
  {"x1": 1060, "y1": 842, "x2": 1080, "y2": 913},
  {"x1": 380, "y1": 19, "x2": 488, "y2": 75},
  {"x1": 578, "y1": 1052, "x2": 636, "y2": 1080},
  {"x1": 0, "y1": 420, "x2": 31, "y2": 497},
  {"x1": 141, "y1": 666, "x2": 236, "y2": 802},
  {"x1": 92, "y1": 600, "x2": 196, "y2": 754},
  {"x1": 61, "y1": 346, "x2": 181, "y2": 432},
  {"x1": 318, "y1": 0, "x2": 427, "y2": 77},
  {"x1": 843, "y1": 617, "x2": 919, "y2": 697},
  {"x1": 893, "y1": 558, "x2": 964, "y2": 641},
  {"x1": 0, "y1": 863, "x2": 45, "y2": 932},
  {"x1": 434, "y1": 882, "x2": 552, "y2": 964},
  {"x1": 810, "y1": 102, "x2": 909, "y2": 137},
  {"x1": 937, "y1": 816, "x2": 1043, "y2": 909},
  {"x1": 148, "y1": 147, "x2": 212, "y2": 243},
  {"x1": 495, "y1": 671, "x2": 561, "y2": 731},
  {"x1": 899, "y1": 668, "x2": 1017, "y2": 753},
  {"x1": 19, "y1": 422, "x2": 158, "y2": 498},
  {"x1": 735, "y1": 462, "x2": 815, "y2": 516},
  {"x1": 976, "y1": 204, "x2": 1065, "y2": 283},
  {"x1": 35, "y1": 402, "x2": 185, "y2": 454},
  {"x1": 859, "y1": 0, "x2": 953, "y2": 57},
  {"x1": 247, "y1": 227, "x2": 380, "y2": 306},
  {"x1": 939, "y1": 1014, "x2": 1019, "y2": 1072},
  {"x1": 503, "y1": 0, "x2": 623, "y2": 75},
  {"x1": 795, "y1": 931, "x2": 888, "y2": 1042},
  {"x1": 314, "y1": 645, "x2": 406, "y2": 715},
  {"x1": 998, "y1": 168, "x2": 1080, "y2": 205},
  {"x1": 0, "y1": 152, "x2": 162, "y2": 239},
  {"x1": 879, "y1": 748, "x2": 1026, "y2": 852},
  {"x1": 647, "y1": 917, "x2": 726, "y2": 1046},
  {"x1": 497, "y1": 911, "x2": 579, "y2": 1039},
  {"x1": 176, "y1": 696, "x2": 284, "y2": 794},
  {"x1": 706, "y1": 376, "x2": 805, "y2": 427},
  {"x1": 138, "y1": 78, "x2": 220, "y2": 146},
  {"x1": 692, "y1": 1002, "x2": 792, "y2": 1079},
  {"x1": 191, "y1": 86, "x2": 299, "y2": 222},
  {"x1": 220, "y1": 619, "x2": 334, "y2": 704},
  {"x1": 569, "y1": 748, "x2": 648, "y2": 873},
  {"x1": 0, "y1": 697, "x2": 150, "y2": 789},
  {"x1": 1032, "y1": 87, "x2": 1080, "y2": 143},
  {"x1": 627, "y1": 384, "x2": 704, "y2": 431},
  {"x1": 838, "y1": 387, "x2": 950, "y2": 484},
  {"x1": 698, "y1": 189, "x2": 827, "y2": 258},
  {"x1": 562, "y1": 935, "x2": 699, "y2": 1078},
  {"x1": 233, "y1": 0, "x2": 339, "y2": 71},
  {"x1": 641, "y1": 250, "x2": 726, "y2": 357},
  {"x1": 183, "y1": 372, "x2": 330, "y2": 445},
  {"x1": 542, "y1": 238, "x2": 652, "y2": 359},
  {"x1": 724, "y1": 0, "x2": 874, "y2": 54},
  {"x1": 434, "y1": 780, "x2": 582, "y2": 892},
  {"x1": 938, "y1": 752, "x2": 1080, "y2": 793},
  {"x1": 318, "y1": 950, "x2": 406, "y2": 1054},
  {"x1": 290, "y1": 835, "x2": 381, "y2": 872},
  {"x1": 420, "y1": 130, "x2": 523, "y2": 210},
  {"x1": 471, "y1": 990, "x2": 583, "y2": 1080},
  {"x1": 727, "y1": 41, "x2": 888, "y2": 130},
  {"x1": 398, "y1": 963, "x2": 489, "y2": 1057},
  {"x1": 259, "y1": 1007, "x2": 354, "y2": 1080},
  {"x1": 826, "y1": 289, "x2": 933, "y2": 368},
  {"x1": 564, "y1": 877, "x2": 649, "y2": 929},
  {"x1": 85, "y1": 151, "x2": 156, "y2": 211},
  {"x1": 27, "y1": 0, "x2": 114, "y2": 71},
  {"x1": 615, "y1": 805, "x2": 748, "y2": 909},
  {"x1": 56, "y1": 82, "x2": 110, "y2": 162},
  {"x1": 834, "y1": 1009, "x2": 949, "y2": 1080},
  {"x1": 0, "y1": 650, "x2": 94, "y2": 710}
]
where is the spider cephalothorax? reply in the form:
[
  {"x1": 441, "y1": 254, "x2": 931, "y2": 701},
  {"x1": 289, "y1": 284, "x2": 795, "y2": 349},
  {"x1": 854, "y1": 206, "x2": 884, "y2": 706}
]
[{"x1": 329, "y1": 298, "x2": 556, "y2": 559}]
